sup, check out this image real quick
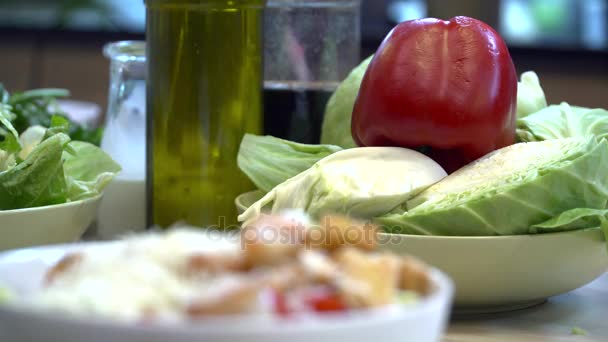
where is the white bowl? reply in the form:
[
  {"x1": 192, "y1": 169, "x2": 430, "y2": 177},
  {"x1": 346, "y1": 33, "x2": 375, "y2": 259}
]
[
  {"x1": 235, "y1": 190, "x2": 264, "y2": 214},
  {"x1": 0, "y1": 195, "x2": 102, "y2": 251},
  {"x1": 0, "y1": 241, "x2": 453, "y2": 342},
  {"x1": 379, "y1": 230, "x2": 608, "y2": 314},
  {"x1": 235, "y1": 190, "x2": 608, "y2": 313}
]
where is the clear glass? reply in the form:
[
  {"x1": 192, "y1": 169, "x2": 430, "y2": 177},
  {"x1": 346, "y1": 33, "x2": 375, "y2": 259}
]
[
  {"x1": 263, "y1": 0, "x2": 361, "y2": 143},
  {"x1": 97, "y1": 40, "x2": 147, "y2": 239},
  {"x1": 145, "y1": 0, "x2": 265, "y2": 228}
]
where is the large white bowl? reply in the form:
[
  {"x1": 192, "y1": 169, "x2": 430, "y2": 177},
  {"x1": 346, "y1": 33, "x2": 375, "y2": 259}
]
[
  {"x1": 379, "y1": 230, "x2": 608, "y2": 313},
  {"x1": 0, "y1": 241, "x2": 453, "y2": 342},
  {"x1": 0, "y1": 195, "x2": 102, "y2": 251},
  {"x1": 235, "y1": 190, "x2": 608, "y2": 313}
]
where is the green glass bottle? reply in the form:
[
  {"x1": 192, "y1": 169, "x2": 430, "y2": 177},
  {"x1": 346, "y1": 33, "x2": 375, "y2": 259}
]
[{"x1": 145, "y1": 0, "x2": 265, "y2": 228}]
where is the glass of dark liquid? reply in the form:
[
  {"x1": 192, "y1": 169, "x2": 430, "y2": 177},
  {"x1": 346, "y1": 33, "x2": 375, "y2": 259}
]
[{"x1": 263, "y1": 0, "x2": 361, "y2": 144}]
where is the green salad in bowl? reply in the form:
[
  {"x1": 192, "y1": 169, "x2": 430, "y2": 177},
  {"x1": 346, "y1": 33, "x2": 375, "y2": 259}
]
[{"x1": 0, "y1": 85, "x2": 120, "y2": 250}]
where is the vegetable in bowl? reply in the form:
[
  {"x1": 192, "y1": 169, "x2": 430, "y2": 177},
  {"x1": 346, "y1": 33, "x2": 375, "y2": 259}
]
[
  {"x1": 238, "y1": 146, "x2": 447, "y2": 223},
  {"x1": 0, "y1": 85, "x2": 102, "y2": 146},
  {"x1": 378, "y1": 136, "x2": 608, "y2": 236},
  {"x1": 0, "y1": 94, "x2": 120, "y2": 210},
  {"x1": 235, "y1": 16, "x2": 607, "y2": 312},
  {"x1": 237, "y1": 15, "x2": 608, "y2": 246},
  {"x1": 351, "y1": 17, "x2": 518, "y2": 173}
]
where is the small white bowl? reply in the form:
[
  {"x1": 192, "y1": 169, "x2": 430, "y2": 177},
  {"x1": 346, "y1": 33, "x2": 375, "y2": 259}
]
[
  {"x1": 235, "y1": 190, "x2": 608, "y2": 313},
  {"x1": 0, "y1": 195, "x2": 102, "y2": 251}
]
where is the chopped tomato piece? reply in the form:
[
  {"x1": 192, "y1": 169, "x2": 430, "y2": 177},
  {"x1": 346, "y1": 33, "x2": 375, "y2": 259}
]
[
  {"x1": 272, "y1": 290, "x2": 291, "y2": 316},
  {"x1": 305, "y1": 291, "x2": 348, "y2": 312}
]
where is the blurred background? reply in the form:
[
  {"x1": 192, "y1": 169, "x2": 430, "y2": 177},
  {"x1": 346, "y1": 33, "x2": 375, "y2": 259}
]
[{"x1": 0, "y1": 0, "x2": 606, "y2": 120}]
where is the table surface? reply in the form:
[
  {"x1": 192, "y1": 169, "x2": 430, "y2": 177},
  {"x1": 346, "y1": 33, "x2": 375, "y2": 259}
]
[{"x1": 443, "y1": 273, "x2": 608, "y2": 341}]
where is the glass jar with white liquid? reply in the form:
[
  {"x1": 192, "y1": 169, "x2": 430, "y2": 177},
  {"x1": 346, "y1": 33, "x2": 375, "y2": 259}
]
[{"x1": 97, "y1": 41, "x2": 147, "y2": 239}]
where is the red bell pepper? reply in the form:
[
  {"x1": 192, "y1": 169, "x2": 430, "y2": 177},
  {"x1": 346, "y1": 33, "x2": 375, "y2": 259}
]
[{"x1": 352, "y1": 16, "x2": 517, "y2": 173}]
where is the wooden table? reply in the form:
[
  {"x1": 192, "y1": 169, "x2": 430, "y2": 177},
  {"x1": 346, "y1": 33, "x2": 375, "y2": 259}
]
[{"x1": 444, "y1": 273, "x2": 608, "y2": 341}]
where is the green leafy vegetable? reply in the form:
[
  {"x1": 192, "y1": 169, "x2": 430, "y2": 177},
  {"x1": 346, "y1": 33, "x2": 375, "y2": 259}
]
[
  {"x1": 378, "y1": 136, "x2": 608, "y2": 236},
  {"x1": 0, "y1": 285, "x2": 13, "y2": 304},
  {"x1": 239, "y1": 147, "x2": 446, "y2": 223},
  {"x1": 531, "y1": 208, "x2": 608, "y2": 233},
  {"x1": 46, "y1": 115, "x2": 71, "y2": 137},
  {"x1": 0, "y1": 151, "x2": 15, "y2": 172},
  {"x1": 0, "y1": 98, "x2": 120, "y2": 210},
  {"x1": 0, "y1": 84, "x2": 102, "y2": 146},
  {"x1": 517, "y1": 102, "x2": 608, "y2": 142},
  {"x1": 0, "y1": 133, "x2": 70, "y2": 210},
  {"x1": 63, "y1": 141, "x2": 121, "y2": 200},
  {"x1": 8, "y1": 88, "x2": 70, "y2": 105},
  {"x1": 570, "y1": 327, "x2": 588, "y2": 336},
  {"x1": 531, "y1": 208, "x2": 608, "y2": 249},
  {"x1": 18, "y1": 126, "x2": 47, "y2": 160},
  {"x1": 0, "y1": 130, "x2": 21, "y2": 155},
  {"x1": 237, "y1": 134, "x2": 342, "y2": 192},
  {"x1": 516, "y1": 71, "x2": 547, "y2": 119},
  {"x1": 0, "y1": 103, "x2": 20, "y2": 141},
  {"x1": 320, "y1": 56, "x2": 372, "y2": 148}
]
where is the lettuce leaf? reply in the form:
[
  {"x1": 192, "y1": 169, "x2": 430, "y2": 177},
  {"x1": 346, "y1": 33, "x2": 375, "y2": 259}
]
[
  {"x1": 18, "y1": 125, "x2": 46, "y2": 160},
  {"x1": 0, "y1": 110, "x2": 120, "y2": 209},
  {"x1": 63, "y1": 141, "x2": 121, "y2": 201},
  {"x1": 517, "y1": 103, "x2": 608, "y2": 142},
  {"x1": 0, "y1": 133, "x2": 70, "y2": 209},
  {"x1": 0, "y1": 150, "x2": 15, "y2": 172},
  {"x1": 0, "y1": 103, "x2": 20, "y2": 142},
  {"x1": 237, "y1": 134, "x2": 342, "y2": 192}
]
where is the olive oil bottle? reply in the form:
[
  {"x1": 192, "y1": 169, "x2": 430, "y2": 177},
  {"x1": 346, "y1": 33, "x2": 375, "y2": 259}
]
[{"x1": 145, "y1": 0, "x2": 265, "y2": 228}]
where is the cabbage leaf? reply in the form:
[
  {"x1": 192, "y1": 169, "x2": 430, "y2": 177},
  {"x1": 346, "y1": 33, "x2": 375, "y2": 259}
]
[
  {"x1": 320, "y1": 56, "x2": 373, "y2": 148},
  {"x1": 239, "y1": 147, "x2": 446, "y2": 222},
  {"x1": 378, "y1": 136, "x2": 608, "y2": 236},
  {"x1": 531, "y1": 208, "x2": 608, "y2": 234},
  {"x1": 516, "y1": 71, "x2": 548, "y2": 119},
  {"x1": 237, "y1": 134, "x2": 342, "y2": 193},
  {"x1": 531, "y1": 208, "x2": 608, "y2": 250},
  {"x1": 517, "y1": 102, "x2": 608, "y2": 142}
]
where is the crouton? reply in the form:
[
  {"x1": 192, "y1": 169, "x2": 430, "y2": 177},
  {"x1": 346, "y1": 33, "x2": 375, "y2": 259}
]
[
  {"x1": 333, "y1": 248, "x2": 400, "y2": 307},
  {"x1": 186, "y1": 282, "x2": 261, "y2": 317},
  {"x1": 399, "y1": 256, "x2": 432, "y2": 295},
  {"x1": 305, "y1": 215, "x2": 378, "y2": 251},
  {"x1": 241, "y1": 214, "x2": 305, "y2": 267},
  {"x1": 45, "y1": 253, "x2": 83, "y2": 285}
]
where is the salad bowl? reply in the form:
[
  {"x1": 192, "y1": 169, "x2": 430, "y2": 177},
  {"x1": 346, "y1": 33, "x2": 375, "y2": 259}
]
[
  {"x1": 0, "y1": 195, "x2": 101, "y2": 251},
  {"x1": 0, "y1": 234, "x2": 453, "y2": 342},
  {"x1": 236, "y1": 190, "x2": 608, "y2": 313}
]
